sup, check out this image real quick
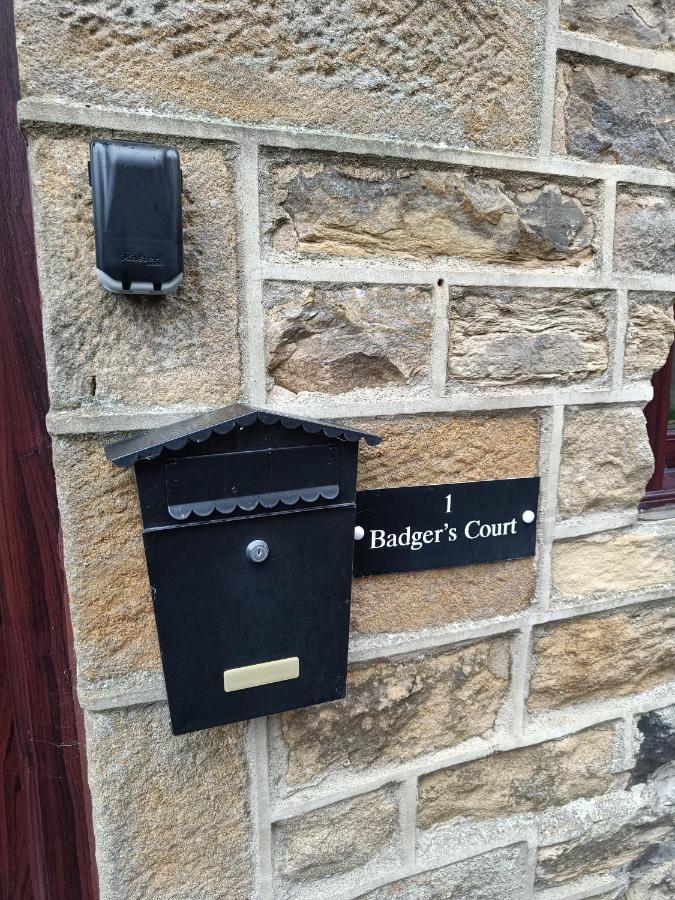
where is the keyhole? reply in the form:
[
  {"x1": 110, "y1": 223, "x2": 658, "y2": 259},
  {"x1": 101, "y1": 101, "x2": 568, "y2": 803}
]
[{"x1": 246, "y1": 540, "x2": 269, "y2": 563}]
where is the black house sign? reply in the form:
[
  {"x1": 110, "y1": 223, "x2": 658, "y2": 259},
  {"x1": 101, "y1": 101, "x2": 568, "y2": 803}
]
[{"x1": 105, "y1": 405, "x2": 380, "y2": 735}]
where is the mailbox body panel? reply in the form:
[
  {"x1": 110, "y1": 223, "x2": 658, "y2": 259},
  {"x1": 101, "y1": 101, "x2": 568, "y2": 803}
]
[{"x1": 144, "y1": 505, "x2": 355, "y2": 734}]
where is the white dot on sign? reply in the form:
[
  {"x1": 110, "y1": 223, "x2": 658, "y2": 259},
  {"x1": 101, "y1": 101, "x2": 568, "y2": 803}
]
[
  {"x1": 522, "y1": 510, "x2": 535, "y2": 524},
  {"x1": 354, "y1": 526, "x2": 365, "y2": 541}
]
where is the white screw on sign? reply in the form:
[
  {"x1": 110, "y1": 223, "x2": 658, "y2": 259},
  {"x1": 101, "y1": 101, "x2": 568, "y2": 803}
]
[{"x1": 522, "y1": 510, "x2": 535, "y2": 524}]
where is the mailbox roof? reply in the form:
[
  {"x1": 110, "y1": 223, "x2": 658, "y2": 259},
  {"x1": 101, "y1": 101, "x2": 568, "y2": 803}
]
[{"x1": 104, "y1": 403, "x2": 381, "y2": 468}]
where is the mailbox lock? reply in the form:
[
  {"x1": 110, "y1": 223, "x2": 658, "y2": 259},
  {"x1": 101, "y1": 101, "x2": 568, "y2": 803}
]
[{"x1": 246, "y1": 540, "x2": 269, "y2": 563}]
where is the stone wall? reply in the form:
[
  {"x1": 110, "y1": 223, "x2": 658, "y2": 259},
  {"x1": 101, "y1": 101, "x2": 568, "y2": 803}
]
[{"x1": 14, "y1": 0, "x2": 675, "y2": 897}]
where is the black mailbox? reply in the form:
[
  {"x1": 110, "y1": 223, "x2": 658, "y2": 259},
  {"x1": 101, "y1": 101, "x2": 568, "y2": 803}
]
[{"x1": 105, "y1": 405, "x2": 380, "y2": 735}]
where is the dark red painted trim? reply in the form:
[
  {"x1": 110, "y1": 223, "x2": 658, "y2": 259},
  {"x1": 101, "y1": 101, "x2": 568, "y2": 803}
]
[
  {"x1": 641, "y1": 482, "x2": 675, "y2": 511},
  {"x1": 642, "y1": 341, "x2": 675, "y2": 510},
  {"x1": 665, "y1": 431, "x2": 675, "y2": 469},
  {"x1": 0, "y1": 0, "x2": 98, "y2": 896}
]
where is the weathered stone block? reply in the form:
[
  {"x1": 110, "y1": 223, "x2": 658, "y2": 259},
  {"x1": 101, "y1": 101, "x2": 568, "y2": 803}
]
[
  {"x1": 278, "y1": 637, "x2": 511, "y2": 787},
  {"x1": 349, "y1": 413, "x2": 539, "y2": 633},
  {"x1": 556, "y1": 57, "x2": 675, "y2": 170},
  {"x1": 418, "y1": 724, "x2": 619, "y2": 829},
  {"x1": 528, "y1": 600, "x2": 675, "y2": 710},
  {"x1": 16, "y1": 0, "x2": 545, "y2": 151},
  {"x1": 52, "y1": 435, "x2": 160, "y2": 688},
  {"x1": 275, "y1": 788, "x2": 400, "y2": 886},
  {"x1": 85, "y1": 704, "x2": 252, "y2": 900},
  {"x1": 28, "y1": 130, "x2": 240, "y2": 411},
  {"x1": 624, "y1": 292, "x2": 675, "y2": 378},
  {"x1": 357, "y1": 843, "x2": 530, "y2": 899},
  {"x1": 615, "y1": 187, "x2": 675, "y2": 276},
  {"x1": 264, "y1": 155, "x2": 598, "y2": 267},
  {"x1": 557, "y1": 406, "x2": 654, "y2": 517},
  {"x1": 536, "y1": 819, "x2": 675, "y2": 886},
  {"x1": 552, "y1": 525, "x2": 675, "y2": 601},
  {"x1": 264, "y1": 282, "x2": 434, "y2": 395},
  {"x1": 560, "y1": 0, "x2": 675, "y2": 50},
  {"x1": 447, "y1": 288, "x2": 609, "y2": 386}
]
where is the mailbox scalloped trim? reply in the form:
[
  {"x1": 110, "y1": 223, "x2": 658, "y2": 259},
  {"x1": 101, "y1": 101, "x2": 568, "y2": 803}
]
[
  {"x1": 105, "y1": 403, "x2": 381, "y2": 468},
  {"x1": 167, "y1": 484, "x2": 341, "y2": 520}
]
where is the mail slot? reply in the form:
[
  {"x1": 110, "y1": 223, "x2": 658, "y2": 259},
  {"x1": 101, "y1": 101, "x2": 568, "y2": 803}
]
[{"x1": 104, "y1": 404, "x2": 380, "y2": 735}]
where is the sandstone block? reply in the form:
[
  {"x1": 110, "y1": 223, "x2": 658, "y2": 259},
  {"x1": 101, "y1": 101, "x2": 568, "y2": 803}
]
[
  {"x1": 560, "y1": 0, "x2": 675, "y2": 50},
  {"x1": 528, "y1": 600, "x2": 675, "y2": 710},
  {"x1": 275, "y1": 788, "x2": 400, "y2": 886},
  {"x1": 552, "y1": 525, "x2": 675, "y2": 601},
  {"x1": 624, "y1": 292, "x2": 675, "y2": 378},
  {"x1": 52, "y1": 435, "x2": 160, "y2": 688},
  {"x1": 557, "y1": 406, "x2": 654, "y2": 517},
  {"x1": 278, "y1": 637, "x2": 511, "y2": 787},
  {"x1": 16, "y1": 0, "x2": 544, "y2": 151},
  {"x1": 615, "y1": 188, "x2": 675, "y2": 276},
  {"x1": 28, "y1": 131, "x2": 240, "y2": 411},
  {"x1": 351, "y1": 561, "x2": 535, "y2": 635},
  {"x1": 556, "y1": 58, "x2": 675, "y2": 170},
  {"x1": 357, "y1": 843, "x2": 530, "y2": 899},
  {"x1": 85, "y1": 704, "x2": 252, "y2": 900},
  {"x1": 447, "y1": 288, "x2": 609, "y2": 386},
  {"x1": 536, "y1": 819, "x2": 675, "y2": 886},
  {"x1": 418, "y1": 724, "x2": 619, "y2": 829},
  {"x1": 264, "y1": 282, "x2": 433, "y2": 395},
  {"x1": 353, "y1": 414, "x2": 540, "y2": 490},
  {"x1": 349, "y1": 413, "x2": 539, "y2": 633},
  {"x1": 264, "y1": 155, "x2": 598, "y2": 266}
]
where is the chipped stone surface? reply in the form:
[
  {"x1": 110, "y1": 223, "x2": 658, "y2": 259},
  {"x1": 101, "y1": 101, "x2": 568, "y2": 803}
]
[
  {"x1": 275, "y1": 788, "x2": 400, "y2": 887},
  {"x1": 448, "y1": 288, "x2": 609, "y2": 386},
  {"x1": 624, "y1": 292, "x2": 675, "y2": 378},
  {"x1": 631, "y1": 706, "x2": 675, "y2": 786},
  {"x1": 552, "y1": 526, "x2": 675, "y2": 601},
  {"x1": 418, "y1": 725, "x2": 619, "y2": 829},
  {"x1": 558, "y1": 406, "x2": 654, "y2": 517},
  {"x1": 277, "y1": 638, "x2": 511, "y2": 788},
  {"x1": 556, "y1": 58, "x2": 675, "y2": 170},
  {"x1": 15, "y1": 0, "x2": 545, "y2": 151},
  {"x1": 619, "y1": 841, "x2": 675, "y2": 898},
  {"x1": 264, "y1": 282, "x2": 433, "y2": 395},
  {"x1": 85, "y1": 704, "x2": 252, "y2": 900},
  {"x1": 52, "y1": 435, "x2": 160, "y2": 688},
  {"x1": 560, "y1": 0, "x2": 675, "y2": 50},
  {"x1": 349, "y1": 413, "x2": 539, "y2": 633},
  {"x1": 528, "y1": 601, "x2": 675, "y2": 710},
  {"x1": 28, "y1": 130, "x2": 240, "y2": 411},
  {"x1": 357, "y1": 843, "x2": 530, "y2": 899},
  {"x1": 536, "y1": 818, "x2": 675, "y2": 887},
  {"x1": 264, "y1": 155, "x2": 598, "y2": 267},
  {"x1": 615, "y1": 187, "x2": 675, "y2": 276}
]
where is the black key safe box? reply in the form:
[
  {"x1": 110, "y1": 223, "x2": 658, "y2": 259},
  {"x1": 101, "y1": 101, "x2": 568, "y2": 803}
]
[
  {"x1": 89, "y1": 139, "x2": 184, "y2": 295},
  {"x1": 105, "y1": 405, "x2": 380, "y2": 735}
]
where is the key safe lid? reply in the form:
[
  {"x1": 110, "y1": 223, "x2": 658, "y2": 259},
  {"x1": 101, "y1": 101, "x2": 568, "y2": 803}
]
[{"x1": 104, "y1": 405, "x2": 381, "y2": 734}]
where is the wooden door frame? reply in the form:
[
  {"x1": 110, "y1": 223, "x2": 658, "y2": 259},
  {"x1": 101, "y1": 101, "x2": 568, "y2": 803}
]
[{"x1": 0, "y1": 0, "x2": 98, "y2": 895}]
